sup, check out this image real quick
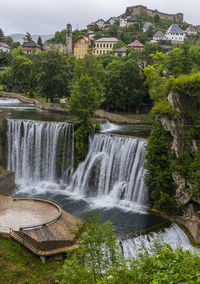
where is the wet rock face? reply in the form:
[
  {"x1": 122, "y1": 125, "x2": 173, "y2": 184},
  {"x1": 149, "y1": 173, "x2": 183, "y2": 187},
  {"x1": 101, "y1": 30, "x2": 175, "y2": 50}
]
[{"x1": 160, "y1": 90, "x2": 200, "y2": 242}]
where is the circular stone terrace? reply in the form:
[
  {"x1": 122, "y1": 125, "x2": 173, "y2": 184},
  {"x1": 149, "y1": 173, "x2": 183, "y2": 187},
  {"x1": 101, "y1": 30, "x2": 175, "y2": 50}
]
[{"x1": 0, "y1": 196, "x2": 61, "y2": 234}]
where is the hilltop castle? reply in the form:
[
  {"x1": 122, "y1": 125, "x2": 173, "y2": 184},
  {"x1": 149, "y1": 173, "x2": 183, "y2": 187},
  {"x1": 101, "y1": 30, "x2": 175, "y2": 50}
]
[{"x1": 124, "y1": 5, "x2": 183, "y2": 22}]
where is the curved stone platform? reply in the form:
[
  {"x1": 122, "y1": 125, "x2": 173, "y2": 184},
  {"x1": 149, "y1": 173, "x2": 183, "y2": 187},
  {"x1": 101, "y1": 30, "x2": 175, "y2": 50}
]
[{"x1": 0, "y1": 195, "x2": 82, "y2": 262}]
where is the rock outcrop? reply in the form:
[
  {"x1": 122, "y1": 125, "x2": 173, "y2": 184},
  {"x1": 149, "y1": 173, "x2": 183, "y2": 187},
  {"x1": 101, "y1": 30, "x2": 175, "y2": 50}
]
[{"x1": 160, "y1": 90, "x2": 200, "y2": 243}]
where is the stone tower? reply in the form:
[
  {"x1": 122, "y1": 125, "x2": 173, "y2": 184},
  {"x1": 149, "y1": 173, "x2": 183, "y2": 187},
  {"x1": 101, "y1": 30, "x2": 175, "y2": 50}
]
[{"x1": 66, "y1": 23, "x2": 72, "y2": 55}]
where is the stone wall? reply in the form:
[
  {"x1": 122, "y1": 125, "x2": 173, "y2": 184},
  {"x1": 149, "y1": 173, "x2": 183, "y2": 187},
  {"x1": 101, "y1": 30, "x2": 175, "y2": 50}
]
[
  {"x1": 43, "y1": 42, "x2": 67, "y2": 53},
  {"x1": 126, "y1": 5, "x2": 183, "y2": 22}
]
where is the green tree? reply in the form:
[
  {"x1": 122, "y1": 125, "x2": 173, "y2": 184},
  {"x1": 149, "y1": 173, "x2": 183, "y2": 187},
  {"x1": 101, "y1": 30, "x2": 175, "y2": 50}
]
[
  {"x1": 12, "y1": 55, "x2": 33, "y2": 95},
  {"x1": 5, "y1": 36, "x2": 14, "y2": 48},
  {"x1": 144, "y1": 123, "x2": 179, "y2": 213},
  {"x1": 34, "y1": 50, "x2": 72, "y2": 102},
  {"x1": 0, "y1": 28, "x2": 5, "y2": 42},
  {"x1": 37, "y1": 36, "x2": 43, "y2": 49},
  {"x1": 73, "y1": 54, "x2": 105, "y2": 95},
  {"x1": 23, "y1": 32, "x2": 32, "y2": 42},
  {"x1": 0, "y1": 51, "x2": 12, "y2": 66},
  {"x1": 105, "y1": 58, "x2": 146, "y2": 112},
  {"x1": 69, "y1": 74, "x2": 102, "y2": 160},
  {"x1": 69, "y1": 74, "x2": 101, "y2": 123},
  {"x1": 58, "y1": 211, "x2": 124, "y2": 284},
  {"x1": 154, "y1": 14, "x2": 160, "y2": 23},
  {"x1": 12, "y1": 41, "x2": 21, "y2": 49}
]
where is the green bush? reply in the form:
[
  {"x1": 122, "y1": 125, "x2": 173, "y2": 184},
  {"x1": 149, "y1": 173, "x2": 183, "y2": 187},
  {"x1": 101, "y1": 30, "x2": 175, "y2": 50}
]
[
  {"x1": 151, "y1": 100, "x2": 179, "y2": 119},
  {"x1": 145, "y1": 123, "x2": 179, "y2": 213}
]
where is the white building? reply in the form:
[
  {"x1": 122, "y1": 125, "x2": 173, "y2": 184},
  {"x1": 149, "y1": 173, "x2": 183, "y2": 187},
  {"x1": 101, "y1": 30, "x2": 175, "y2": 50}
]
[
  {"x1": 165, "y1": 24, "x2": 185, "y2": 44},
  {"x1": 186, "y1": 26, "x2": 197, "y2": 35},
  {"x1": 119, "y1": 17, "x2": 127, "y2": 27},
  {"x1": 106, "y1": 17, "x2": 119, "y2": 25},
  {"x1": 93, "y1": 37, "x2": 119, "y2": 56},
  {"x1": 0, "y1": 42, "x2": 11, "y2": 53},
  {"x1": 95, "y1": 19, "x2": 105, "y2": 30},
  {"x1": 151, "y1": 31, "x2": 166, "y2": 43}
]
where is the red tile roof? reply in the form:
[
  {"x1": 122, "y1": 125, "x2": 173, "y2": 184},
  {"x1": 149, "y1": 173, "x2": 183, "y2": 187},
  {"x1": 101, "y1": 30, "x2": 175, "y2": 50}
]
[
  {"x1": 95, "y1": 37, "x2": 119, "y2": 42},
  {"x1": 128, "y1": 40, "x2": 144, "y2": 47},
  {"x1": 74, "y1": 37, "x2": 91, "y2": 48},
  {"x1": 0, "y1": 42, "x2": 11, "y2": 49},
  {"x1": 87, "y1": 22, "x2": 95, "y2": 27}
]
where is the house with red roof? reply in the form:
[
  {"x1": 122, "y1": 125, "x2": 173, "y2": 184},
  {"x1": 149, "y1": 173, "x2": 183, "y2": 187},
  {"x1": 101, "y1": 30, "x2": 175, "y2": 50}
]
[
  {"x1": 74, "y1": 37, "x2": 91, "y2": 59},
  {"x1": 128, "y1": 40, "x2": 144, "y2": 52},
  {"x1": 0, "y1": 42, "x2": 11, "y2": 53}
]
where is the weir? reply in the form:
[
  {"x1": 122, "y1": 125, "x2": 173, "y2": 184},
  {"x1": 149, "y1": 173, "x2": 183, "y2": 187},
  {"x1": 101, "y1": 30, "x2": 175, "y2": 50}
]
[
  {"x1": 7, "y1": 119, "x2": 74, "y2": 185},
  {"x1": 67, "y1": 133, "x2": 148, "y2": 209},
  {"x1": 6, "y1": 119, "x2": 192, "y2": 257}
]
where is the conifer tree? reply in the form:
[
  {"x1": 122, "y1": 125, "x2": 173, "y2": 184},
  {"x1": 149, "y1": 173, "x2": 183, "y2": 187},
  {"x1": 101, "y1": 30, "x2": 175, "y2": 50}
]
[
  {"x1": 0, "y1": 28, "x2": 5, "y2": 42},
  {"x1": 37, "y1": 36, "x2": 43, "y2": 49}
]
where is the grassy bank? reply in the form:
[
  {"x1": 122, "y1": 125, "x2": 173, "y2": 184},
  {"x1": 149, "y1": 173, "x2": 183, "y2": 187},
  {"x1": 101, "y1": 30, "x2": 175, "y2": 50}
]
[{"x1": 0, "y1": 237, "x2": 62, "y2": 283}]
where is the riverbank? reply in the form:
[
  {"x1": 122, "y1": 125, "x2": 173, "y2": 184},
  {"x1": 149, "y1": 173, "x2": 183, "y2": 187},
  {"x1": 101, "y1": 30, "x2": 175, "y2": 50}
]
[{"x1": 0, "y1": 91, "x2": 153, "y2": 125}]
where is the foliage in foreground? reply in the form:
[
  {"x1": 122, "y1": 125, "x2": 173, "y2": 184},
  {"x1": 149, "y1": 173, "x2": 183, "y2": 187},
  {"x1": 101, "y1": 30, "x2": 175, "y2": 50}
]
[
  {"x1": 0, "y1": 237, "x2": 61, "y2": 283},
  {"x1": 58, "y1": 212, "x2": 200, "y2": 284}
]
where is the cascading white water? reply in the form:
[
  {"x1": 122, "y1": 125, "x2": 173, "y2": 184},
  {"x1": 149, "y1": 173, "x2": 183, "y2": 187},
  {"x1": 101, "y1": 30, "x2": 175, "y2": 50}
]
[
  {"x1": 0, "y1": 98, "x2": 21, "y2": 104},
  {"x1": 122, "y1": 224, "x2": 192, "y2": 258},
  {"x1": 67, "y1": 133, "x2": 148, "y2": 210},
  {"x1": 7, "y1": 119, "x2": 74, "y2": 186}
]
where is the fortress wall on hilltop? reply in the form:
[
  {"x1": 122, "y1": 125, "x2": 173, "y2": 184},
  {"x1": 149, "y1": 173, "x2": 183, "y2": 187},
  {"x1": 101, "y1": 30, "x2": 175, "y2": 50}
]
[{"x1": 126, "y1": 5, "x2": 183, "y2": 22}]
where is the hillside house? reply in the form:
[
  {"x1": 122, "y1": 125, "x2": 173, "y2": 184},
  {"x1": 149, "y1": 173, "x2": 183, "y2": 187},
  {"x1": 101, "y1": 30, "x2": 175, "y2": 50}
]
[
  {"x1": 165, "y1": 24, "x2": 185, "y2": 44},
  {"x1": 0, "y1": 42, "x2": 11, "y2": 53},
  {"x1": 186, "y1": 26, "x2": 197, "y2": 35},
  {"x1": 93, "y1": 37, "x2": 119, "y2": 55},
  {"x1": 126, "y1": 17, "x2": 141, "y2": 27},
  {"x1": 114, "y1": 46, "x2": 127, "y2": 57},
  {"x1": 74, "y1": 37, "x2": 91, "y2": 59},
  {"x1": 22, "y1": 40, "x2": 41, "y2": 53},
  {"x1": 106, "y1": 17, "x2": 119, "y2": 25},
  {"x1": 128, "y1": 40, "x2": 144, "y2": 52},
  {"x1": 143, "y1": 22, "x2": 153, "y2": 32},
  {"x1": 151, "y1": 31, "x2": 166, "y2": 43}
]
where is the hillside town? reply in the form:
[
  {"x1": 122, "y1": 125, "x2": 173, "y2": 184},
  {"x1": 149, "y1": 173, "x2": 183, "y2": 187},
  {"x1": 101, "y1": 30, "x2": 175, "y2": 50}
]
[{"x1": 1, "y1": 5, "x2": 200, "y2": 59}]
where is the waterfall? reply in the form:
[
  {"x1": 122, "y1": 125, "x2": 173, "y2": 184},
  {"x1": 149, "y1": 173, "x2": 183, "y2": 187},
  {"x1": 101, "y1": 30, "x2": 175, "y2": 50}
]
[
  {"x1": 7, "y1": 119, "x2": 74, "y2": 186},
  {"x1": 122, "y1": 224, "x2": 192, "y2": 258},
  {"x1": 67, "y1": 133, "x2": 148, "y2": 210}
]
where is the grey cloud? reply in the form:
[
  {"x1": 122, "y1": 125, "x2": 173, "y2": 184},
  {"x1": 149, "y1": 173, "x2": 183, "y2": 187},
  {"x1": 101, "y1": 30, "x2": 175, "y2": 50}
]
[{"x1": 0, "y1": 0, "x2": 199, "y2": 35}]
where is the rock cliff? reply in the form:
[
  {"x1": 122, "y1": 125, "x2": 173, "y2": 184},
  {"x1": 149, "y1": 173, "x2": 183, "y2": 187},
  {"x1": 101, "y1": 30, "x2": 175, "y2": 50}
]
[{"x1": 159, "y1": 90, "x2": 200, "y2": 243}]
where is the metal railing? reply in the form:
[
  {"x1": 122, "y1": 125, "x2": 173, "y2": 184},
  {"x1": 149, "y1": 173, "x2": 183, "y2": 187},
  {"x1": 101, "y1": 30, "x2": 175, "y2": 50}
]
[{"x1": 12, "y1": 195, "x2": 63, "y2": 231}]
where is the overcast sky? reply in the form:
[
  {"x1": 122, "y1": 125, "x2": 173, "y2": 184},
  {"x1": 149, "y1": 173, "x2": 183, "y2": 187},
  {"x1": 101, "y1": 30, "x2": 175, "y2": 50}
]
[{"x1": 1, "y1": 0, "x2": 199, "y2": 35}]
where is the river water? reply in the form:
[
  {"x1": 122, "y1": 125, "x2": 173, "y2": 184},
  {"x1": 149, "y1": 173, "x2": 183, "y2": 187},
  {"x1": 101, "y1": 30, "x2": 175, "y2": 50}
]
[{"x1": 1, "y1": 98, "x2": 192, "y2": 256}]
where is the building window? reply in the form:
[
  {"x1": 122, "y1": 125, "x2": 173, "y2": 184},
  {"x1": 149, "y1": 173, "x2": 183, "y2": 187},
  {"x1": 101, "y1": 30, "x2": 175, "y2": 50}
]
[
  {"x1": 103, "y1": 44, "x2": 105, "y2": 48},
  {"x1": 97, "y1": 50, "x2": 99, "y2": 54},
  {"x1": 100, "y1": 50, "x2": 102, "y2": 54},
  {"x1": 100, "y1": 44, "x2": 102, "y2": 48},
  {"x1": 107, "y1": 44, "x2": 109, "y2": 48},
  {"x1": 97, "y1": 44, "x2": 99, "y2": 48},
  {"x1": 110, "y1": 44, "x2": 112, "y2": 48}
]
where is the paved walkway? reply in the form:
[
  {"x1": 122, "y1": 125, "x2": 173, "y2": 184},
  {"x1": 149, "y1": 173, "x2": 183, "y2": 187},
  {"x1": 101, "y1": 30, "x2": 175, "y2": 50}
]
[{"x1": 0, "y1": 196, "x2": 58, "y2": 232}]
